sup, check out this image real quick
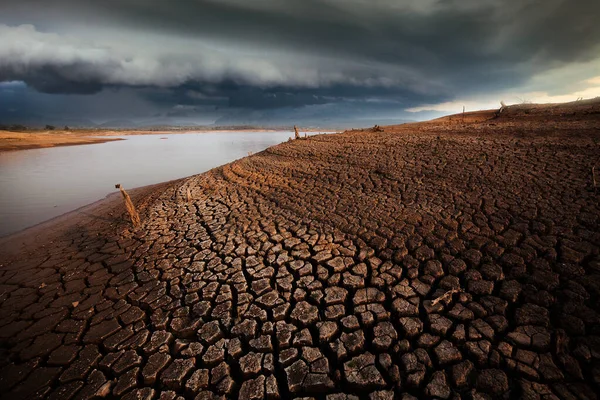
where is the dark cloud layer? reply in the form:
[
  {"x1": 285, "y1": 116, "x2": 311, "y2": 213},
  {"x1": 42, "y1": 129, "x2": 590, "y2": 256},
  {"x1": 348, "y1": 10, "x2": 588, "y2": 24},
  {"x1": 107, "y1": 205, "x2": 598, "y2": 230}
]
[{"x1": 0, "y1": 0, "x2": 599, "y2": 126}]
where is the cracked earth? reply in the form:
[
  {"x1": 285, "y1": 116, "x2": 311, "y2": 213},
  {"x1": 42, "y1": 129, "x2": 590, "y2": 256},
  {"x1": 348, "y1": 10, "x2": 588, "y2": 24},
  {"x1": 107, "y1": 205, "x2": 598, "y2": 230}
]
[{"x1": 1, "y1": 102, "x2": 599, "y2": 399}]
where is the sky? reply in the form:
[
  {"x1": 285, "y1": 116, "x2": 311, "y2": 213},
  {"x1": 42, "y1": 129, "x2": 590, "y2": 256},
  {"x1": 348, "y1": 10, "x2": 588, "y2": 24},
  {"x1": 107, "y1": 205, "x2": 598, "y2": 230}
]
[{"x1": 0, "y1": 0, "x2": 599, "y2": 127}]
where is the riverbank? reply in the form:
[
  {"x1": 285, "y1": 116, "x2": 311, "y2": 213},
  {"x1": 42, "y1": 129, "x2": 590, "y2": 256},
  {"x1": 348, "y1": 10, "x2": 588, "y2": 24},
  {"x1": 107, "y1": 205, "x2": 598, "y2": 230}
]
[
  {"x1": 0, "y1": 99, "x2": 599, "y2": 399},
  {"x1": 0, "y1": 180, "x2": 181, "y2": 259}
]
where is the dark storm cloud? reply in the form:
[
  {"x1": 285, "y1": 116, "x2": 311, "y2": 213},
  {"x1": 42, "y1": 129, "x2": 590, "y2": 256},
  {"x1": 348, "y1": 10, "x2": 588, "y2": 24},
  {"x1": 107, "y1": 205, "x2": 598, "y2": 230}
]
[
  {"x1": 0, "y1": 0, "x2": 599, "y2": 122},
  {"x1": 142, "y1": 83, "x2": 332, "y2": 110},
  {"x1": 10, "y1": 65, "x2": 105, "y2": 95}
]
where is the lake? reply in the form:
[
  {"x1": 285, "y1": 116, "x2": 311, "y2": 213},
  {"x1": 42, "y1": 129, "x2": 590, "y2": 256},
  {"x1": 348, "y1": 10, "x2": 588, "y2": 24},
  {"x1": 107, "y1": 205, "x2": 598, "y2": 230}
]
[{"x1": 0, "y1": 131, "x2": 324, "y2": 237}]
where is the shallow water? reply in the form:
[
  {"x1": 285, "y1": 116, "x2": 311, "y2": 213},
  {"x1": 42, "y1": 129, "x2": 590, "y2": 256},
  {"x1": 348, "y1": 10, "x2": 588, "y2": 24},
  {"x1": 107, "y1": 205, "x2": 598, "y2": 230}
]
[{"x1": 0, "y1": 131, "x2": 322, "y2": 237}]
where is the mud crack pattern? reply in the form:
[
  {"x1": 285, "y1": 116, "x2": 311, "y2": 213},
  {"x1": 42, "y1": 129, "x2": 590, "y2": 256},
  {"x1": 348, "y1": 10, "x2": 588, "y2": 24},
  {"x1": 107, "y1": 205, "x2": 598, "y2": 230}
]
[{"x1": 1, "y1": 109, "x2": 600, "y2": 399}]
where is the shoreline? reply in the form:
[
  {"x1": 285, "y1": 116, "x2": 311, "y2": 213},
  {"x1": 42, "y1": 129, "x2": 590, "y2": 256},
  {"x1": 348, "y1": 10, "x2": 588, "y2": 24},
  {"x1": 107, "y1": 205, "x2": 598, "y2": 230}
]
[
  {"x1": 0, "y1": 128, "x2": 337, "y2": 152},
  {"x1": 0, "y1": 179, "x2": 182, "y2": 260},
  {"x1": 0, "y1": 191, "x2": 122, "y2": 258}
]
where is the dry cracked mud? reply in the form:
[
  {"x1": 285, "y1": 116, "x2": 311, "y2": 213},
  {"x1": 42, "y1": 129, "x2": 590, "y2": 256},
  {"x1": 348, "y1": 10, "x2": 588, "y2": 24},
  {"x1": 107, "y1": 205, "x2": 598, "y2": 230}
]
[{"x1": 1, "y1": 101, "x2": 600, "y2": 399}]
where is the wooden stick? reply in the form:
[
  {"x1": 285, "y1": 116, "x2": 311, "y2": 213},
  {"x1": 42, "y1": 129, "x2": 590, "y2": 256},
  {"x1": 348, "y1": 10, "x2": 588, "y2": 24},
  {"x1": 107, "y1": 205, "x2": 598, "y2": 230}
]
[
  {"x1": 494, "y1": 101, "x2": 507, "y2": 118},
  {"x1": 294, "y1": 125, "x2": 301, "y2": 139},
  {"x1": 115, "y1": 184, "x2": 141, "y2": 227}
]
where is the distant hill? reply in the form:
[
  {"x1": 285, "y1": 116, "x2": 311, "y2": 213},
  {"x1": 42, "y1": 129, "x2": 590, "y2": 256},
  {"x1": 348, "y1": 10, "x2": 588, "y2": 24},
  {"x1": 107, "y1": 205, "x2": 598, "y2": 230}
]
[
  {"x1": 0, "y1": 106, "x2": 426, "y2": 130},
  {"x1": 98, "y1": 119, "x2": 139, "y2": 128},
  {"x1": 214, "y1": 108, "x2": 413, "y2": 129}
]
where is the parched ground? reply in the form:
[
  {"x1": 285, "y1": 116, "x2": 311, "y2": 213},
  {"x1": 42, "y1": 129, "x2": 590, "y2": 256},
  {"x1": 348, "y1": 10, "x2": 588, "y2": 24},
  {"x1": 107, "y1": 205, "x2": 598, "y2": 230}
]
[{"x1": 1, "y1": 100, "x2": 599, "y2": 400}]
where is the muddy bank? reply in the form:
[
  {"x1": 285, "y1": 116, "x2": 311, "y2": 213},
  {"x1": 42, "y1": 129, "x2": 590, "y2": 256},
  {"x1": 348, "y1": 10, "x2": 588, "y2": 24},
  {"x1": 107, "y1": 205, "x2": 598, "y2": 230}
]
[{"x1": 0, "y1": 100, "x2": 599, "y2": 399}]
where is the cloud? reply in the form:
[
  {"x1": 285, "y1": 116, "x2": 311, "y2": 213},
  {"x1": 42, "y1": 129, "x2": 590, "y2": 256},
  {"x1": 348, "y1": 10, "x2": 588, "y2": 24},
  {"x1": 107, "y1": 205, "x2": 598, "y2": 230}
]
[
  {"x1": 0, "y1": 23, "x2": 438, "y2": 96},
  {"x1": 0, "y1": 24, "x2": 289, "y2": 93},
  {"x1": 1, "y1": 0, "x2": 599, "y2": 96},
  {"x1": 587, "y1": 76, "x2": 600, "y2": 86},
  {"x1": 0, "y1": 0, "x2": 599, "y2": 124},
  {"x1": 406, "y1": 61, "x2": 600, "y2": 113}
]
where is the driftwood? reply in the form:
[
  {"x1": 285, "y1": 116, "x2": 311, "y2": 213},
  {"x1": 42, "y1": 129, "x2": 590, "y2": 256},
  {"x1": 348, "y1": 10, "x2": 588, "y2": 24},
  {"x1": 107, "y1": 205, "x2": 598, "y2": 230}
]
[
  {"x1": 115, "y1": 184, "x2": 141, "y2": 228},
  {"x1": 186, "y1": 187, "x2": 192, "y2": 203},
  {"x1": 372, "y1": 125, "x2": 384, "y2": 132},
  {"x1": 294, "y1": 125, "x2": 301, "y2": 139}
]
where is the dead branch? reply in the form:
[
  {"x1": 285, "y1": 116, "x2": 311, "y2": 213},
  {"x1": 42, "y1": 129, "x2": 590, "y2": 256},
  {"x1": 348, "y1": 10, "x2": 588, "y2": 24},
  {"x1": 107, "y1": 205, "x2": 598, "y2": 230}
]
[
  {"x1": 115, "y1": 184, "x2": 141, "y2": 228},
  {"x1": 294, "y1": 125, "x2": 301, "y2": 139},
  {"x1": 495, "y1": 101, "x2": 507, "y2": 118}
]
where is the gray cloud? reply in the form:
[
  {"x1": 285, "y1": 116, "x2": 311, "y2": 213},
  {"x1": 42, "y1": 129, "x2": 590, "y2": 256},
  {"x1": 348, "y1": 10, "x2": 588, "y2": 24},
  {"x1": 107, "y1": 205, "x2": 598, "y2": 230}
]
[
  {"x1": 0, "y1": 22, "x2": 439, "y2": 97},
  {"x1": 0, "y1": 0, "x2": 599, "y2": 125}
]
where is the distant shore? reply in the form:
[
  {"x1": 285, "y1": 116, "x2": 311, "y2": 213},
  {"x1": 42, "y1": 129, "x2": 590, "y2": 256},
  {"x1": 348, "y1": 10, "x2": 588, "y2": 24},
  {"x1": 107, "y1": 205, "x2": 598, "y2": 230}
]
[
  {"x1": 0, "y1": 127, "x2": 333, "y2": 152},
  {"x1": 0, "y1": 131, "x2": 125, "y2": 152}
]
